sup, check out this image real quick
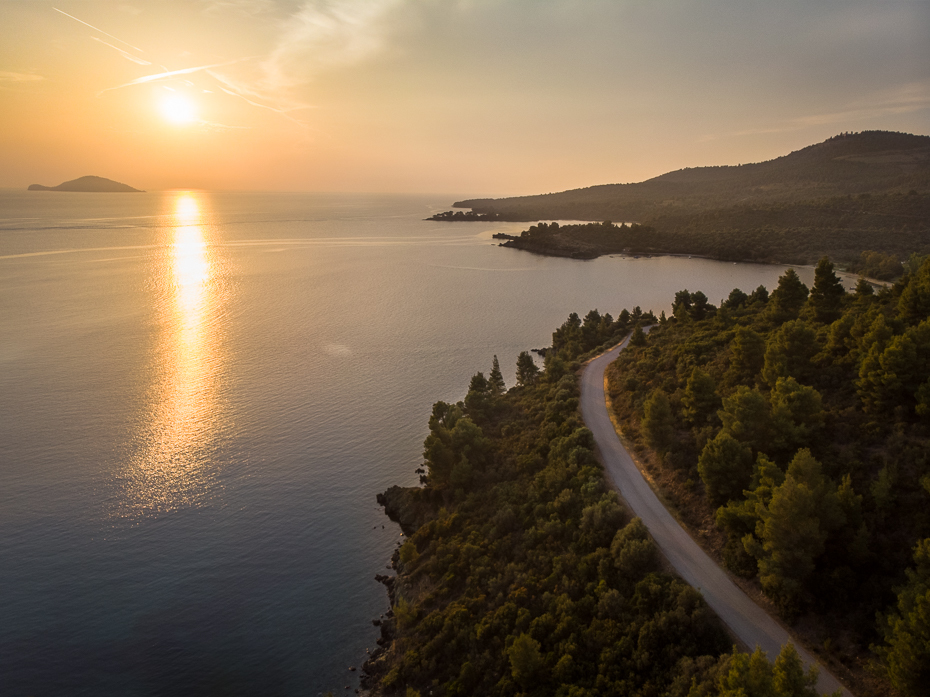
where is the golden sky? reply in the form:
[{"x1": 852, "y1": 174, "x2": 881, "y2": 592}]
[{"x1": 1, "y1": 0, "x2": 928, "y2": 195}]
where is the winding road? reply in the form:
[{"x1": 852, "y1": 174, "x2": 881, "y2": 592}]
[{"x1": 580, "y1": 337, "x2": 851, "y2": 696}]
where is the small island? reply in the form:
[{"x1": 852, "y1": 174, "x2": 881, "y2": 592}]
[{"x1": 28, "y1": 175, "x2": 143, "y2": 193}]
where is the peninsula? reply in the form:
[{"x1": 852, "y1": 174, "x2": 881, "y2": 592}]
[
  {"x1": 451, "y1": 131, "x2": 930, "y2": 270},
  {"x1": 364, "y1": 258, "x2": 930, "y2": 695},
  {"x1": 28, "y1": 175, "x2": 143, "y2": 192}
]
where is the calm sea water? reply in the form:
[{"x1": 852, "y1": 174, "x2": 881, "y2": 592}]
[{"x1": 0, "y1": 190, "x2": 824, "y2": 696}]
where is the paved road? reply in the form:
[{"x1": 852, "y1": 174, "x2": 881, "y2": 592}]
[{"x1": 580, "y1": 337, "x2": 851, "y2": 696}]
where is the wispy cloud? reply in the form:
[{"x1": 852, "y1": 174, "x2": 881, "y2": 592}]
[
  {"x1": 54, "y1": 7, "x2": 145, "y2": 54},
  {"x1": 261, "y1": 0, "x2": 405, "y2": 90},
  {"x1": 58, "y1": 1, "x2": 409, "y2": 131},
  {"x1": 201, "y1": 0, "x2": 282, "y2": 17},
  {"x1": 98, "y1": 60, "x2": 249, "y2": 95},
  {"x1": 0, "y1": 71, "x2": 44, "y2": 82},
  {"x1": 207, "y1": 68, "x2": 310, "y2": 116},
  {"x1": 91, "y1": 37, "x2": 152, "y2": 65}
]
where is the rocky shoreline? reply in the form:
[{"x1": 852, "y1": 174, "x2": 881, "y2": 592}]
[{"x1": 360, "y1": 486, "x2": 430, "y2": 693}]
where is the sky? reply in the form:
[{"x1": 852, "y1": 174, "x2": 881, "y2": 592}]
[{"x1": 1, "y1": 0, "x2": 928, "y2": 195}]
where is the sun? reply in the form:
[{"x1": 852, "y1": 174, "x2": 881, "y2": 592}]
[{"x1": 160, "y1": 94, "x2": 197, "y2": 125}]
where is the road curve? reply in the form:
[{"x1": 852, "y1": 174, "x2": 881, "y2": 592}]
[{"x1": 580, "y1": 337, "x2": 851, "y2": 697}]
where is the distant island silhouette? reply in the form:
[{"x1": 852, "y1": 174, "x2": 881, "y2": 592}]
[{"x1": 28, "y1": 175, "x2": 143, "y2": 193}]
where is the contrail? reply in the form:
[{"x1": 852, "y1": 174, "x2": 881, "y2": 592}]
[
  {"x1": 91, "y1": 37, "x2": 152, "y2": 66},
  {"x1": 53, "y1": 7, "x2": 145, "y2": 54},
  {"x1": 97, "y1": 60, "x2": 246, "y2": 95}
]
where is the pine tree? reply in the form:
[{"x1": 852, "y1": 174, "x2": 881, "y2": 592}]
[
  {"x1": 698, "y1": 431, "x2": 753, "y2": 506},
  {"x1": 488, "y1": 355, "x2": 505, "y2": 394},
  {"x1": 515, "y1": 351, "x2": 539, "y2": 386},
  {"x1": 682, "y1": 367, "x2": 720, "y2": 426},
  {"x1": 642, "y1": 389, "x2": 675, "y2": 454},
  {"x1": 809, "y1": 257, "x2": 845, "y2": 323},
  {"x1": 768, "y1": 269, "x2": 809, "y2": 323},
  {"x1": 875, "y1": 538, "x2": 930, "y2": 696}
]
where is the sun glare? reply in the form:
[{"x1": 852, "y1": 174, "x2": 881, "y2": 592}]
[{"x1": 160, "y1": 94, "x2": 197, "y2": 125}]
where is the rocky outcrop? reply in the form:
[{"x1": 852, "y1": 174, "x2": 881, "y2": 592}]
[{"x1": 376, "y1": 485, "x2": 434, "y2": 536}]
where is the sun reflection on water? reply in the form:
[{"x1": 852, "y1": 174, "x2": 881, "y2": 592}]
[{"x1": 121, "y1": 193, "x2": 225, "y2": 516}]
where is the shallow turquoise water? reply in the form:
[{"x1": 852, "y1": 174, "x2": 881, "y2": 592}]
[{"x1": 0, "y1": 190, "x2": 822, "y2": 695}]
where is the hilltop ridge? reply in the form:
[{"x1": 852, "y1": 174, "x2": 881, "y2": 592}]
[
  {"x1": 450, "y1": 131, "x2": 930, "y2": 266},
  {"x1": 456, "y1": 131, "x2": 930, "y2": 221}
]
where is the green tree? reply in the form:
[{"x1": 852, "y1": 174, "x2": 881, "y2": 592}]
[
  {"x1": 746, "y1": 450, "x2": 844, "y2": 610},
  {"x1": 718, "y1": 386, "x2": 772, "y2": 454},
  {"x1": 464, "y1": 372, "x2": 491, "y2": 419},
  {"x1": 516, "y1": 351, "x2": 539, "y2": 386},
  {"x1": 507, "y1": 633, "x2": 542, "y2": 688},
  {"x1": 691, "y1": 290, "x2": 713, "y2": 320},
  {"x1": 489, "y1": 355, "x2": 505, "y2": 394},
  {"x1": 643, "y1": 389, "x2": 675, "y2": 454},
  {"x1": 769, "y1": 378, "x2": 824, "y2": 455},
  {"x1": 858, "y1": 320, "x2": 930, "y2": 415},
  {"x1": 809, "y1": 257, "x2": 845, "y2": 323},
  {"x1": 422, "y1": 403, "x2": 489, "y2": 488},
  {"x1": 728, "y1": 327, "x2": 766, "y2": 385},
  {"x1": 723, "y1": 287, "x2": 749, "y2": 309},
  {"x1": 629, "y1": 324, "x2": 647, "y2": 347},
  {"x1": 682, "y1": 368, "x2": 721, "y2": 427},
  {"x1": 399, "y1": 540, "x2": 419, "y2": 567},
  {"x1": 898, "y1": 257, "x2": 930, "y2": 325},
  {"x1": 717, "y1": 646, "x2": 775, "y2": 696},
  {"x1": 716, "y1": 454, "x2": 784, "y2": 577},
  {"x1": 875, "y1": 538, "x2": 930, "y2": 696},
  {"x1": 761, "y1": 320, "x2": 818, "y2": 388},
  {"x1": 854, "y1": 277, "x2": 874, "y2": 298},
  {"x1": 582, "y1": 308, "x2": 604, "y2": 347},
  {"x1": 698, "y1": 431, "x2": 753, "y2": 507},
  {"x1": 768, "y1": 269, "x2": 809, "y2": 323},
  {"x1": 552, "y1": 312, "x2": 583, "y2": 355},
  {"x1": 749, "y1": 285, "x2": 770, "y2": 305},
  {"x1": 716, "y1": 643, "x2": 823, "y2": 697},
  {"x1": 674, "y1": 289, "x2": 693, "y2": 320},
  {"x1": 773, "y1": 642, "x2": 820, "y2": 696}
]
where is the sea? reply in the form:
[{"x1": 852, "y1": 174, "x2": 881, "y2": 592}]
[{"x1": 0, "y1": 190, "x2": 827, "y2": 696}]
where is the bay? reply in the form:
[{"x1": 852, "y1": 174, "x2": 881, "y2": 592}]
[{"x1": 0, "y1": 190, "x2": 826, "y2": 695}]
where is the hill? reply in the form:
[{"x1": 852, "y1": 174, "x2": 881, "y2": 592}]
[
  {"x1": 28, "y1": 175, "x2": 143, "y2": 192},
  {"x1": 453, "y1": 131, "x2": 930, "y2": 267},
  {"x1": 457, "y1": 131, "x2": 930, "y2": 220}
]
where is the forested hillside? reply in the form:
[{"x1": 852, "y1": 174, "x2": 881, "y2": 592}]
[
  {"x1": 459, "y1": 132, "x2": 930, "y2": 220},
  {"x1": 362, "y1": 305, "x2": 846, "y2": 695},
  {"x1": 498, "y1": 191, "x2": 930, "y2": 266},
  {"x1": 454, "y1": 132, "x2": 930, "y2": 267},
  {"x1": 606, "y1": 258, "x2": 930, "y2": 696}
]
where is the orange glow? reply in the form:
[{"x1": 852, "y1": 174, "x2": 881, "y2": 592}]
[
  {"x1": 122, "y1": 192, "x2": 223, "y2": 516},
  {"x1": 160, "y1": 93, "x2": 197, "y2": 125}
]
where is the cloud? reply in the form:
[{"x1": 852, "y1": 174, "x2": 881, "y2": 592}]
[
  {"x1": 0, "y1": 72, "x2": 44, "y2": 82},
  {"x1": 201, "y1": 0, "x2": 285, "y2": 17},
  {"x1": 98, "y1": 60, "x2": 249, "y2": 95},
  {"x1": 53, "y1": 7, "x2": 145, "y2": 54},
  {"x1": 261, "y1": 0, "x2": 405, "y2": 90},
  {"x1": 91, "y1": 37, "x2": 152, "y2": 65}
]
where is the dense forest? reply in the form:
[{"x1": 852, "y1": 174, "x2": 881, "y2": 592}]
[
  {"x1": 497, "y1": 192, "x2": 930, "y2": 267},
  {"x1": 357, "y1": 293, "x2": 888, "y2": 694},
  {"x1": 604, "y1": 257, "x2": 930, "y2": 696}
]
